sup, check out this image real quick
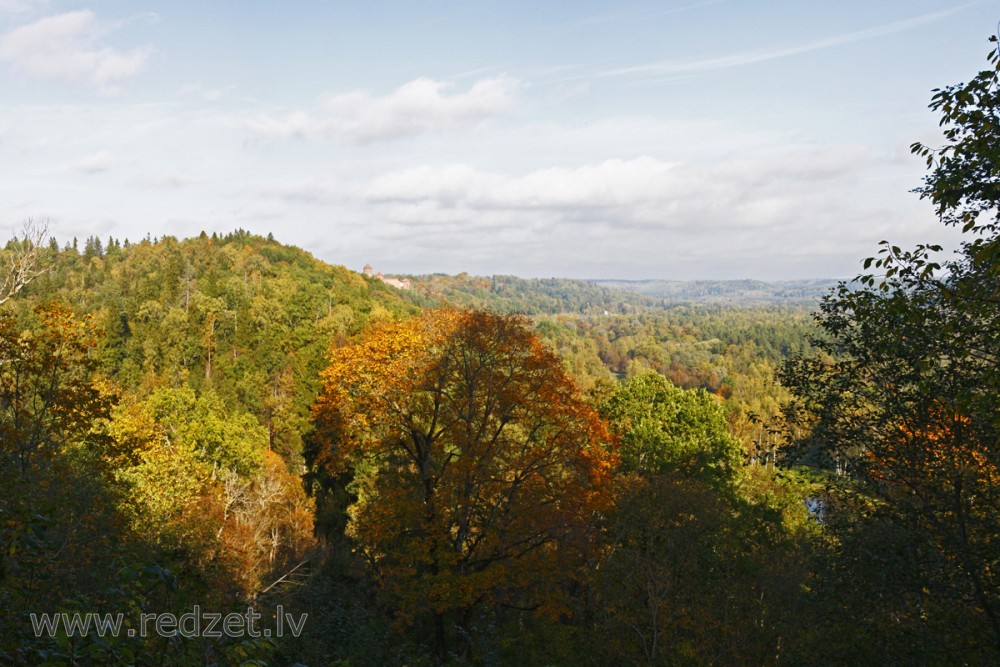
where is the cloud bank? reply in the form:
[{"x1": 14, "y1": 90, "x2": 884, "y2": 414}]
[
  {"x1": 257, "y1": 146, "x2": 901, "y2": 278},
  {"x1": 268, "y1": 147, "x2": 867, "y2": 220}
]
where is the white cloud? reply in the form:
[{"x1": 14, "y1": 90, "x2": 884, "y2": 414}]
[
  {"x1": 0, "y1": 10, "x2": 151, "y2": 94},
  {"x1": 352, "y1": 148, "x2": 868, "y2": 218},
  {"x1": 247, "y1": 75, "x2": 520, "y2": 143},
  {"x1": 360, "y1": 158, "x2": 677, "y2": 211},
  {"x1": 72, "y1": 149, "x2": 115, "y2": 173}
]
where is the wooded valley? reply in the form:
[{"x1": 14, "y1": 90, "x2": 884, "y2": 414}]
[{"x1": 1, "y1": 33, "x2": 999, "y2": 667}]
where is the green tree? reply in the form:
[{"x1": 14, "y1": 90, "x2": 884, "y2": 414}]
[
  {"x1": 784, "y1": 36, "x2": 1000, "y2": 662},
  {"x1": 911, "y1": 35, "x2": 1000, "y2": 236},
  {"x1": 145, "y1": 386, "x2": 267, "y2": 476},
  {"x1": 592, "y1": 370, "x2": 813, "y2": 665},
  {"x1": 599, "y1": 370, "x2": 741, "y2": 484}
]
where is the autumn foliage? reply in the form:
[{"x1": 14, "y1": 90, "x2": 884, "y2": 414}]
[
  {"x1": 868, "y1": 407, "x2": 995, "y2": 490},
  {"x1": 0, "y1": 303, "x2": 111, "y2": 474},
  {"x1": 310, "y1": 308, "x2": 616, "y2": 655}
]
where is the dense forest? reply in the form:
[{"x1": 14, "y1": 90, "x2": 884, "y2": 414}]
[
  {"x1": 1, "y1": 37, "x2": 999, "y2": 667},
  {"x1": 593, "y1": 278, "x2": 838, "y2": 307},
  {"x1": 0, "y1": 228, "x2": 814, "y2": 662}
]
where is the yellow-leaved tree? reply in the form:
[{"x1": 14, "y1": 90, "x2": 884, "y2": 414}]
[{"x1": 309, "y1": 309, "x2": 615, "y2": 660}]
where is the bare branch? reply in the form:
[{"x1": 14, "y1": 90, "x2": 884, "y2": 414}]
[{"x1": 0, "y1": 219, "x2": 50, "y2": 306}]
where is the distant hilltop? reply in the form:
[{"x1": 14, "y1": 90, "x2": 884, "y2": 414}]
[
  {"x1": 592, "y1": 278, "x2": 839, "y2": 306},
  {"x1": 362, "y1": 263, "x2": 410, "y2": 290},
  {"x1": 400, "y1": 273, "x2": 839, "y2": 316}
]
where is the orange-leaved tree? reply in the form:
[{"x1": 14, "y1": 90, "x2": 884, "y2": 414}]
[{"x1": 309, "y1": 308, "x2": 615, "y2": 658}]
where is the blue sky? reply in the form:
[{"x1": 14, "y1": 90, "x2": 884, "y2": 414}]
[{"x1": 0, "y1": 1, "x2": 993, "y2": 279}]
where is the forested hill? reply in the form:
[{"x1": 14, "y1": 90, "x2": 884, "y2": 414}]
[
  {"x1": 1, "y1": 229, "x2": 442, "y2": 661},
  {"x1": 4, "y1": 230, "x2": 822, "y2": 464},
  {"x1": 404, "y1": 272, "x2": 662, "y2": 314},
  {"x1": 404, "y1": 273, "x2": 835, "y2": 314},
  {"x1": 8, "y1": 230, "x2": 420, "y2": 460},
  {"x1": 0, "y1": 228, "x2": 818, "y2": 664},
  {"x1": 8, "y1": 231, "x2": 821, "y2": 438},
  {"x1": 593, "y1": 278, "x2": 839, "y2": 306}
]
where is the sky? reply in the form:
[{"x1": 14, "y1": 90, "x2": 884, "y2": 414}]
[{"x1": 0, "y1": 1, "x2": 995, "y2": 280}]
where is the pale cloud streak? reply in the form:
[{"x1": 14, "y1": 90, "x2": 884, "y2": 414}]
[
  {"x1": 551, "y1": 0, "x2": 722, "y2": 35},
  {"x1": 0, "y1": 10, "x2": 152, "y2": 94},
  {"x1": 593, "y1": 6, "x2": 969, "y2": 81},
  {"x1": 247, "y1": 75, "x2": 520, "y2": 143},
  {"x1": 0, "y1": 0, "x2": 47, "y2": 15}
]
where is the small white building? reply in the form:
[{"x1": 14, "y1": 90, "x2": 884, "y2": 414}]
[{"x1": 363, "y1": 263, "x2": 410, "y2": 289}]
